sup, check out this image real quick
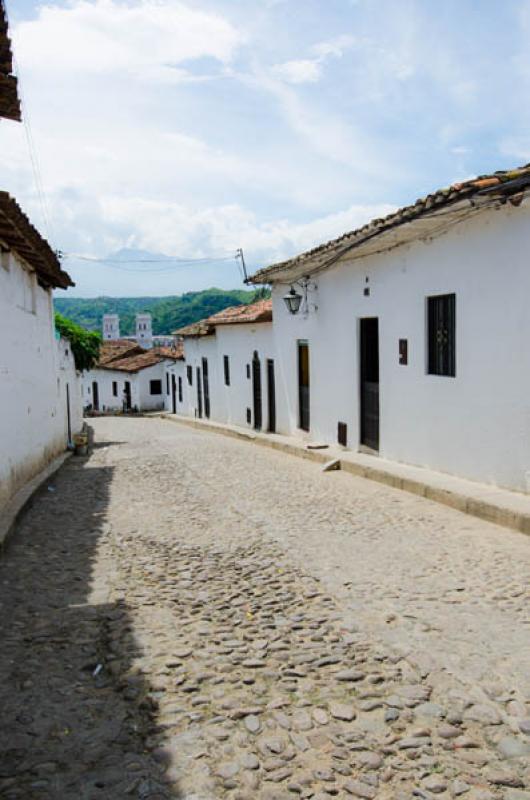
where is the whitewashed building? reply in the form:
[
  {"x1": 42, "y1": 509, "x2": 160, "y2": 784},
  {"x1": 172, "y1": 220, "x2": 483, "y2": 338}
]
[
  {"x1": 0, "y1": 192, "x2": 82, "y2": 517},
  {"x1": 82, "y1": 339, "x2": 181, "y2": 413},
  {"x1": 248, "y1": 165, "x2": 530, "y2": 493},
  {"x1": 165, "y1": 301, "x2": 277, "y2": 430}
]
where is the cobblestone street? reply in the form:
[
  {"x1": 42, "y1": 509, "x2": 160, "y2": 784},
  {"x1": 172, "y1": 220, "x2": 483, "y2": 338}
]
[{"x1": 1, "y1": 416, "x2": 530, "y2": 800}]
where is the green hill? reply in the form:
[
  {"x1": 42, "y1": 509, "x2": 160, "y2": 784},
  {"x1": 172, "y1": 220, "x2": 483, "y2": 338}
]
[{"x1": 54, "y1": 288, "x2": 269, "y2": 335}]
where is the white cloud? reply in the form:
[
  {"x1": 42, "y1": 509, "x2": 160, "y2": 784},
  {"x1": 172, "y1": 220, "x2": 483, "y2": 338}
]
[
  {"x1": 100, "y1": 195, "x2": 396, "y2": 265},
  {"x1": 272, "y1": 59, "x2": 322, "y2": 85},
  {"x1": 272, "y1": 34, "x2": 355, "y2": 85},
  {"x1": 14, "y1": 0, "x2": 244, "y2": 83}
]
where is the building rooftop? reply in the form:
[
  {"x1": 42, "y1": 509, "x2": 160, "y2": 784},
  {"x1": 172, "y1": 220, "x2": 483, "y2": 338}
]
[
  {"x1": 0, "y1": 193, "x2": 73, "y2": 288},
  {"x1": 206, "y1": 298, "x2": 272, "y2": 325},
  {"x1": 249, "y1": 164, "x2": 530, "y2": 284},
  {"x1": 98, "y1": 340, "x2": 144, "y2": 366},
  {"x1": 0, "y1": 2, "x2": 21, "y2": 122},
  {"x1": 172, "y1": 299, "x2": 272, "y2": 337},
  {"x1": 96, "y1": 340, "x2": 184, "y2": 373}
]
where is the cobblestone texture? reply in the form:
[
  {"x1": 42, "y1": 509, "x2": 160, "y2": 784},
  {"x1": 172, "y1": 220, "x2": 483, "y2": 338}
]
[{"x1": 0, "y1": 417, "x2": 529, "y2": 799}]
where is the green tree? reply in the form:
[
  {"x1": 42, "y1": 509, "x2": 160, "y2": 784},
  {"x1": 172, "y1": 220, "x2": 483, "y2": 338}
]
[{"x1": 54, "y1": 312, "x2": 101, "y2": 372}]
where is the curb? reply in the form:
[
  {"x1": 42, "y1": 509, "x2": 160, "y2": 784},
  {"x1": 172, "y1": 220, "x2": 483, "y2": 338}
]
[
  {"x1": 160, "y1": 414, "x2": 530, "y2": 536},
  {"x1": 0, "y1": 451, "x2": 73, "y2": 552}
]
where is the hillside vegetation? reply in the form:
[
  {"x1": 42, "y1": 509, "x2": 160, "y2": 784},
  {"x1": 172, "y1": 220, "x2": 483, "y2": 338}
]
[{"x1": 54, "y1": 288, "x2": 269, "y2": 335}]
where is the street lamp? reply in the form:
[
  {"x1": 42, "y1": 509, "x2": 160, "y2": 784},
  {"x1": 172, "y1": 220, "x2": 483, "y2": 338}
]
[{"x1": 283, "y1": 286, "x2": 303, "y2": 315}]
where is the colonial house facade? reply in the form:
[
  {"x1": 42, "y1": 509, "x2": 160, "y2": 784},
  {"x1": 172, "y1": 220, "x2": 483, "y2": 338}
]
[
  {"x1": 247, "y1": 165, "x2": 530, "y2": 493},
  {"x1": 82, "y1": 339, "x2": 181, "y2": 413},
  {"x1": 165, "y1": 300, "x2": 277, "y2": 430},
  {"x1": 0, "y1": 193, "x2": 82, "y2": 518}
]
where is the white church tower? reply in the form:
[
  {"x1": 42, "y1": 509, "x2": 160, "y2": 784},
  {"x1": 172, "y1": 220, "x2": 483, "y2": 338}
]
[
  {"x1": 102, "y1": 313, "x2": 120, "y2": 340},
  {"x1": 136, "y1": 313, "x2": 153, "y2": 349}
]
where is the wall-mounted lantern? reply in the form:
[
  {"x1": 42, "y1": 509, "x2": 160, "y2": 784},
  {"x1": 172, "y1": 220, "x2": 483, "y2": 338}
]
[
  {"x1": 283, "y1": 286, "x2": 303, "y2": 315},
  {"x1": 282, "y1": 277, "x2": 317, "y2": 316}
]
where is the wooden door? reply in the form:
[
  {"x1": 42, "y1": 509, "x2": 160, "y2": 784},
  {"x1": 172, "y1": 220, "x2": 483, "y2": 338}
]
[
  {"x1": 252, "y1": 351, "x2": 262, "y2": 430},
  {"x1": 92, "y1": 381, "x2": 99, "y2": 411},
  {"x1": 66, "y1": 383, "x2": 71, "y2": 443},
  {"x1": 267, "y1": 359, "x2": 276, "y2": 433},
  {"x1": 360, "y1": 318, "x2": 379, "y2": 451},
  {"x1": 124, "y1": 381, "x2": 131, "y2": 410},
  {"x1": 171, "y1": 374, "x2": 177, "y2": 413},
  {"x1": 298, "y1": 341, "x2": 310, "y2": 431},
  {"x1": 202, "y1": 357, "x2": 210, "y2": 418},
  {"x1": 196, "y1": 366, "x2": 203, "y2": 418}
]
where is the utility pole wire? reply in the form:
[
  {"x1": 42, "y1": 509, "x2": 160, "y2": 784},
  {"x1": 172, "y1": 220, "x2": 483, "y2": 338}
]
[{"x1": 236, "y1": 248, "x2": 249, "y2": 283}]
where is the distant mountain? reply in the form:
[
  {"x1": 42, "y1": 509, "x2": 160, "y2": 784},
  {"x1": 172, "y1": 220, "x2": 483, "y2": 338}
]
[{"x1": 54, "y1": 287, "x2": 269, "y2": 335}]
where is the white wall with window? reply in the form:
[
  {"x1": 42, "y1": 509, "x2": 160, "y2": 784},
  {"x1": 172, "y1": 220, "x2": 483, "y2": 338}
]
[{"x1": 268, "y1": 201, "x2": 530, "y2": 491}]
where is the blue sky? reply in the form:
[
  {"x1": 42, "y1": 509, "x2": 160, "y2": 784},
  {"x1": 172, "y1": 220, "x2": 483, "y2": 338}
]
[{"x1": 2, "y1": 0, "x2": 530, "y2": 296}]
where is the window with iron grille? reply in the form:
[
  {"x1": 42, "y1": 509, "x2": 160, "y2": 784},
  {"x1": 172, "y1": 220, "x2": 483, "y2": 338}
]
[
  {"x1": 112, "y1": 381, "x2": 118, "y2": 397},
  {"x1": 187, "y1": 365, "x2": 193, "y2": 385},
  {"x1": 223, "y1": 355, "x2": 230, "y2": 386},
  {"x1": 150, "y1": 379, "x2": 162, "y2": 395},
  {"x1": 427, "y1": 293, "x2": 456, "y2": 377}
]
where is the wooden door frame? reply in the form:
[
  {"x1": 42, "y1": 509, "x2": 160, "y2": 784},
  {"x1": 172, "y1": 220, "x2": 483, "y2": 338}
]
[
  {"x1": 297, "y1": 340, "x2": 310, "y2": 432},
  {"x1": 266, "y1": 358, "x2": 276, "y2": 433},
  {"x1": 359, "y1": 317, "x2": 380, "y2": 452},
  {"x1": 171, "y1": 374, "x2": 177, "y2": 413},
  {"x1": 252, "y1": 351, "x2": 262, "y2": 430}
]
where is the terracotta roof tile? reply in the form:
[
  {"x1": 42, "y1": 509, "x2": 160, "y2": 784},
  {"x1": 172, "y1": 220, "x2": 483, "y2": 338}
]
[
  {"x1": 0, "y1": 193, "x2": 73, "y2": 288},
  {"x1": 250, "y1": 163, "x2": 530, "y2": 283},
  {"x1": 98, "y1": 340, "x2": 144, "y2": 366},
  {"x1": 172, "y1": 300, "x2": 272, "y2": 336},
  {"x1": 206, "y1": 299, "x2": 272, "y2": 325},
  {"x1": 0, "y1": 4, "x2": 21, "y2": 122},
  {"x1": 97, "y1": 340, "x2": 184, "y2": 372},
  {"x1": 100, "y1": 350, "x2": 167, "y2": 373}
]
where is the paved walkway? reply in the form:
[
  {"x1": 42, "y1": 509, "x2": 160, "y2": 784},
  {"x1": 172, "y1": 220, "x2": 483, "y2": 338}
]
[{"x1": 0, "y1": 417, "x2": 529, "y2": 799}]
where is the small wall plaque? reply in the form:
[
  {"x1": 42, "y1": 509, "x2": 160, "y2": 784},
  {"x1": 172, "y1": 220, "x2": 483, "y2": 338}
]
[{"x1": 399, "y1": 339, "x2": 408, "y2": 365}]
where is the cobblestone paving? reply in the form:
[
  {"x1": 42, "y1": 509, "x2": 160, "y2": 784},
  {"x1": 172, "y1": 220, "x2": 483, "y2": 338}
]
[{"x1": 1, "y1": 417, "x2": 529, "y2": 800}]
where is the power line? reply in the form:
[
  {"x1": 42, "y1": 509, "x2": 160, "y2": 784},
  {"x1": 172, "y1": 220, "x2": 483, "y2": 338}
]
[
  {"x1": 8, "y1": 20, "x2": 55, "y2": 245},
  {"x1": 63, "y1": 252, "x2": 237, "y2": 264}
]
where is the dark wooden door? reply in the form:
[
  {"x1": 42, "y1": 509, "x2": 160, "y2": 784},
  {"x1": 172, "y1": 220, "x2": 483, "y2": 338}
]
[
  {"x1": 171, "y1": 374, "x2": 177, "y2": 413},
  {"x1": 298, "y1": 341, "x2": 310, "y2": 431},
  {"x1": 360, "y1": 318, "x2": 379, "y2": 451},
  {"x1": 196, "y1": 366, "x2": 203, "y2": 418},
  {"x1": 92, "y1": 381, "x2": 99, "y2": 411},
  {"x1": 252, "y1": 351, "x2": 262, "y2": 430},
  {"x1": 66, "y1": 383, "x2": 71, "y2": 443},
  {"x1": 202, "y1": 357, "x2": 210, "y2": 418},
  {"x1": 124, "y1": 381, "x2": 131, "y2": 410},
  {"x1": 267, "y1": 359, "x2": 276, "y2": 433}
]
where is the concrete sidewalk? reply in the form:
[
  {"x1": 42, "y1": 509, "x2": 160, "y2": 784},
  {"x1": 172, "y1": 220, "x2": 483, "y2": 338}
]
[{"x1": 160, "y1": 412, "x2": 530, "y2": 535}]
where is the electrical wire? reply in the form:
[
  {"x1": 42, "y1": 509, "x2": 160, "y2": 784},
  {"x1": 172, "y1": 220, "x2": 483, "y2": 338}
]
[{"x1": 9, "y1": 30, "x2": 55, "y2": 245}]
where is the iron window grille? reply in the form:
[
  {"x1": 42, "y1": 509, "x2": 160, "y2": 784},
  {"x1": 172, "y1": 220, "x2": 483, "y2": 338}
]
[{"x1": 427, "y1": 293, "x2": 456, "y2": 377}]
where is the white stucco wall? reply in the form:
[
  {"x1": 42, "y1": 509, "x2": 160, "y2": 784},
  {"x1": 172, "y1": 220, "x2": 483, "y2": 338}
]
[
  {"x1": 0, "y1": 250, "x2": 82, "y2": 514},
  {"x1": 165, "y1": 324, "x2": 278, "y2": 431},
  {"x1": 270, "y1": 200, "x2": 530, "y2": 491},
  {"x1": 82, "y1": 360, "x2": 169, "y2": 412}
]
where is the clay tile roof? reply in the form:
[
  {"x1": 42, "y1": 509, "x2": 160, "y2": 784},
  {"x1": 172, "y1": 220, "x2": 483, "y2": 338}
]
[
  {"x1": 153, "y1": 342, "x2": 184, "y2": 360},
  {"x1": 206, "y1": 299, "x2": 272, "y2": 325},
  {"x1": 172, "y1": 300, "x2": 273, "y2": 337},
  {"x1": 171, "y1": 319, "x2": 215, "y2": 337},
  {"x1": 0, "y1": 192, "x2": 73, "y2": 288},
  {"x1": 98, "y1": 340, "x2": 144, "y2": 366},
  {"x1": 249, "y1": 163, "x2": 530, "y2": 284},
  {"x1": 0, "y1": 2, "x2": 21, "y2": 122},
  {"x1": 101, "y1": 349, "x2": 167, "y2": 373}
]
